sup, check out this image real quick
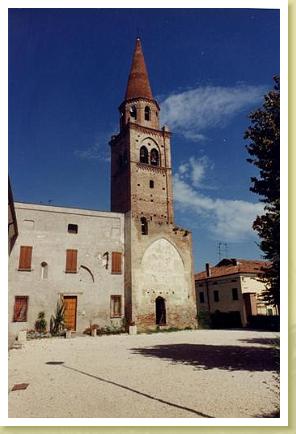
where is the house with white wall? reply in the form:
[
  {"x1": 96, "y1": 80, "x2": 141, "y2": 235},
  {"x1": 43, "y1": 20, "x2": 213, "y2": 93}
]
[
  {"x1": 8, "y1": 202, "x2": 125, "y2": 340},
  {"x1": 195, "y1": 258, "x2": 278, "y2": 327}
]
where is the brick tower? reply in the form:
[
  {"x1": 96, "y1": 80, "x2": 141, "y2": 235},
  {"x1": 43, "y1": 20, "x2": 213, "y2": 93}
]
[{"x1": 110, "y1": 38, "x2": 197, "y2": 331}]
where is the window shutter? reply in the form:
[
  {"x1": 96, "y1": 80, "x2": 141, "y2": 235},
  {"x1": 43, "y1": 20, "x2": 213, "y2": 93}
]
[
  {"x1": 13, "y1": 296, "x2": 28, "y2": 322},
  {"x1": 18, "y1": 246, "x2": 32, "y2": 270},
  {"x1": 112, "y1": 252, "x2": 122, "y2": 274},
  {"x1": 66, "y1": 249, "x2": 77, "y2": 273}
]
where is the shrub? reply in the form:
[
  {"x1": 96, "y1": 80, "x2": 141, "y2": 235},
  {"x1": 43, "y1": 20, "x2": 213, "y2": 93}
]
[
  {"x1": 35, "y1": 311, "x2": 47, "y2": 333},
  {"x1": 50, "y1": 298, "x2": 65, "y2": 336},
  {"x1": 196, "y1": 311, "x2": 212, "y2": 329}
]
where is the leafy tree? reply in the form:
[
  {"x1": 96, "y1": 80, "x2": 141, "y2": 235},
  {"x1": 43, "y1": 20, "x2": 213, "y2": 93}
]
[{"x1": 245, "y1": 75, "x2": 280, "y2": 311}]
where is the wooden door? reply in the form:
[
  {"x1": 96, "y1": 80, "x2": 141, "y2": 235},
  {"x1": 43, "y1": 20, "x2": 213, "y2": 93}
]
[{"x1": 63, "y1": 296, "x2": 77, "y2": 331}]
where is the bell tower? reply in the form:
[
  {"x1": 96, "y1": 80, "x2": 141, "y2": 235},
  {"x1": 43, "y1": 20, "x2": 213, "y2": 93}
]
[
  {"x1": 110, "y1": 38, "x2": 196, "y2": 331},
  {"x1": 110, "y1": 37, "x2": 174, "y2": 225}
]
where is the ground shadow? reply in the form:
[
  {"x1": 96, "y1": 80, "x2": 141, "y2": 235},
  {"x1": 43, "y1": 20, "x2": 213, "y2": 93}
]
[
  {"x1": 238, "y1": 337, "x2": 280, "y2": 347},
  {"x1": 254, "y1": 409, "x2": 280, "y2": 418},
  {"x1": 131, "y1": 344, "x2": 279, "y2": 372}
]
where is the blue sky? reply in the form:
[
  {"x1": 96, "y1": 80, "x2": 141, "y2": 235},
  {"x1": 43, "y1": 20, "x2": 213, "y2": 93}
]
[{"x1": 8, "y1": 8, "x2": 280, "y2": 272}]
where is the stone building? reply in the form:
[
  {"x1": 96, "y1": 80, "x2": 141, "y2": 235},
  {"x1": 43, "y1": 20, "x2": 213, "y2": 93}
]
[
  {"x1": 8, "y1": 38, "x2": 197, "y2": 337},
  {"x1": 195, "y1": 258, "x2": 278, "y2": 327}
]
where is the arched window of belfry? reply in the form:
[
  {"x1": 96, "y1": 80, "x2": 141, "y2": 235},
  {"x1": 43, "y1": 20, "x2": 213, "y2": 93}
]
[
  {"x1": 150, "y1": 148, "x2": 159, "y2": 166},
  {"x1": 144, "y1": 106, "x2": 151, "y2": 121},
  {"x1": 140, "y1": 146, "x2": 149, "y2": 164},
  {"x1": 130, "y1": 105, "x2": 137, "y2": 119},
  {"x1": 140, "y1": 217, "x2": 148, "y2": 235},
  {"x1": 40, "y1": 262, "x2": 48, "y2": 280}
]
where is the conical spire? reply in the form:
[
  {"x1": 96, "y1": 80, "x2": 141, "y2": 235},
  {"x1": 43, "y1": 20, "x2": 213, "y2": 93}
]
[{"x1": 125, "y1": 38, "x2": 153, "y2": 101}]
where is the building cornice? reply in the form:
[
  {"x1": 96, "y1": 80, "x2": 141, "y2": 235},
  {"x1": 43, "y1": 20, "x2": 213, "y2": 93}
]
[{"x1": 129, "y1": 122, "x2": 171, "y2": 138}]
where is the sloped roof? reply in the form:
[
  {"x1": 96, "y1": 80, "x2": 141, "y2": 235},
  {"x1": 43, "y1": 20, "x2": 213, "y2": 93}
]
[{"x1": 195, "y1": 259, "x2": 270, "y2": 280}]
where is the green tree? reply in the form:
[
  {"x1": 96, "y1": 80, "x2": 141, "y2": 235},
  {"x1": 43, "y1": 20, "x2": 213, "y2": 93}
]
[{"x1": 245, "y1": 75, "x2": 280, "y2": 311}]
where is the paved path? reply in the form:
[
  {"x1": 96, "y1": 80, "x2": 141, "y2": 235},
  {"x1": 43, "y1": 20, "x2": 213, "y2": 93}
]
[{"x1": 8, "y1": 329, "x2": 279, "y2": 418}]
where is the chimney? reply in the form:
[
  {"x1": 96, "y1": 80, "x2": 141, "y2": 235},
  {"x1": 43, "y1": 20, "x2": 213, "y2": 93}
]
[{"x1": 206, "y1": 263, "x2": 211, "y2": 278}]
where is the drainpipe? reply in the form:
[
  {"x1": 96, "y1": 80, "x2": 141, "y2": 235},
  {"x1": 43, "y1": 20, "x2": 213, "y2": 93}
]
[{"x1": 205, "y1": 263, "x2": 211, "y2": 314}]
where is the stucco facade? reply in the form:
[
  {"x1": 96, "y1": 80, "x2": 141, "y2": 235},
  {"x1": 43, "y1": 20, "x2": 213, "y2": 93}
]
[
  {"x1": 195, "y1": 259, "x2": 277, "y2": 327},
  {"x1": 9, "y1": 203, "x2": 125, "y2": 339}
]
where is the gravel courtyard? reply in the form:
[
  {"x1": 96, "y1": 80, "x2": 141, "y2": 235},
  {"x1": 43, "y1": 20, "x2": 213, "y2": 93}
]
[{"x1": 8, "y1": 329, "x2": 280, "y2": 419}]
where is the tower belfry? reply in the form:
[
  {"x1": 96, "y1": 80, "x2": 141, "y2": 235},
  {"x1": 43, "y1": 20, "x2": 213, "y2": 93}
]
[
  {"x1": 111, "y1": 38, "x2": 174, "y2": 225},
  {"x1": 110, "y1": 38, "x2": 196, "y2": 330}
]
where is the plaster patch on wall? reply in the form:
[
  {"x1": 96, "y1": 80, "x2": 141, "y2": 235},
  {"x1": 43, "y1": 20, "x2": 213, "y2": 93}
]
[{"x1": 140, "y1": 238, "x2": 187, "y2": 297}]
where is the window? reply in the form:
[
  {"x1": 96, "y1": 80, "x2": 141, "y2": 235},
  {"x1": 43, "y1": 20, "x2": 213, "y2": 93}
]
[
  {"x1": 13, "y1": 296, "x2": 28, "y2": 322},
  {"x1": 68, "y1": 224, "x2": 78, "y2": 234},
  {"x1": 40, "y1": 262, "x2": 48, "y2": 279},
  {"x1": 141, "y1": 217, "x2": 148, "y2": 235},
  {"x1": 130, "y1": 105, "x2": 137, "y2": 119},
  {"x1": 112, "y1": 252, "x2": 122, "y2": 274},
  {"x1": 110, "y1": 295, "x2": 122, "y2": 318},
  {"x1": 150, "y1": 148, "x2": 159, "y2": 166},
  {"x1": 18, "y1": 246, "x2": 32, "y2": 271},
  {"x1": 199, "y1": 292, "x2": 205, "y2": 303},
  {"x1": 213, "y1": 290, "x2": 219, "y2": 302},
  {"x1": 144, "y1": 106, "x2": 151, "y2": 121},
  {"x1": 65, "y1": 249, "x2": 77, "y2": 273},
  {"x1": 232, "y1": 288, "x2": 238, "y2": 300},
  {"x1": 149, "y1": 180, "x2": 154, "y2": 188},
  {"x1": 140, "y1": 146, "x2": 149, "y2": 164}
]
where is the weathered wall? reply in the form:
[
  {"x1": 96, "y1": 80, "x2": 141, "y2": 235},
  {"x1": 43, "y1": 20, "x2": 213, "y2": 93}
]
[
  {"x1": 9, "y1": 203, "x2": 125, "y2": 339},
  {"x1": 125, "y1": 215, "x2": 197, "y2": 331}
]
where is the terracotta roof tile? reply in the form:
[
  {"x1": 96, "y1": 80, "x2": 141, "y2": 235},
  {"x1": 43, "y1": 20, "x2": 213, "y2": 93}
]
[{"x1": 195, "y1": 259, "x2": 270, "y2": 280}]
